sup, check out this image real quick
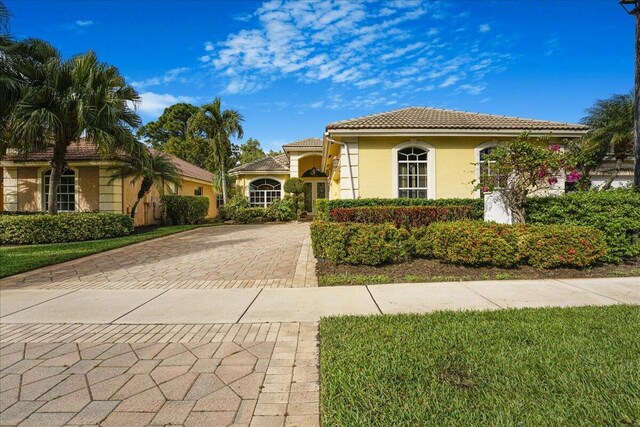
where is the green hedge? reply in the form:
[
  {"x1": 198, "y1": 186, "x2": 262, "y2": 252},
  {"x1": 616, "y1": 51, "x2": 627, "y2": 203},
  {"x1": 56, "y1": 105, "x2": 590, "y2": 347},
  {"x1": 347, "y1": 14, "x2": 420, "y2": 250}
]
[
  {"x1": 0, "y1": 213, "x2": 134, "y2": 244},
  {"x1": 310, "y1": 221, "x2": 413, "y2": 265},
  {"x1": 526, "y1": 189, "x2": 640, "y2": 262},
  {"x1": 311, "y1": 220, "x2": 608, "y2": 268},
  {"x1": 316, "y1": 197, "x2": 484, "y2": 221},
  {"x1": 329, "y1": 205, "x2": 473, "y2": 228},
  {"x1": 162, "y1": 195, "x2": 210, "y2": 225},
  {"x1": 219, "y1": 196, "x2": 297, "y2": 223}
]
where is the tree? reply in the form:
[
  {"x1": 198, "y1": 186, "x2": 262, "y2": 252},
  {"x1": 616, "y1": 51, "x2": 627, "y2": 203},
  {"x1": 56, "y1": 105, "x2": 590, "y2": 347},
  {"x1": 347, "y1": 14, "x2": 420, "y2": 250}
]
[
  {"x1": 137, "y1": 103, "x2": 198, "y2": 149},
  {"x1": 473, "y1": 133, "x2": 581, "y2": 223},
  {"x1": 267, "y1": 149, "x2": 283, "y2": 156},
  {"x1": 4, "y1": 47, "x2": 140, "y2": 214},
  {"x1": 576, "y1": 92, "x2": 634, "y2": 190},
  {"x1": 284, "y1": 177, "x2": 305, "y2": 219},
  {"x1": 235, "y1": 138, "x2": 265, "y2": 165},
  {"x1": 188, "y1": 98, "x2": 243, "y2": 204},
  {"x1": 109, "y1": 147, "x2": 181, "y2": 219}
]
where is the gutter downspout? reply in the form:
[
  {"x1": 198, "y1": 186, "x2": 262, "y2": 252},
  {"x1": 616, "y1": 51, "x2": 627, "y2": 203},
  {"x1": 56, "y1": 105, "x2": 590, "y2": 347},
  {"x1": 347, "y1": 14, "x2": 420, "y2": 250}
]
[{"x1": 324, "y1": 132, "x2": 356, "y2": 200}]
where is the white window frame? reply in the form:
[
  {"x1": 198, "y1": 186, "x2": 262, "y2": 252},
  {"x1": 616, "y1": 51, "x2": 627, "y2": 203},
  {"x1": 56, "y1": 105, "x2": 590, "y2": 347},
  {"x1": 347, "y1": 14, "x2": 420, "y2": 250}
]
[
  {"x1": 391, "y1": 140, "x2": 436, "y2": 199},
  {"x1": 248, "y1": 177, "x2": 283, "y2": 208},
  {"x1": 41, "y1": 167, "x2": 79, "y2": 212},
  {"x1": 474, "y1": 140, "x2": 500, "y2": 197}
]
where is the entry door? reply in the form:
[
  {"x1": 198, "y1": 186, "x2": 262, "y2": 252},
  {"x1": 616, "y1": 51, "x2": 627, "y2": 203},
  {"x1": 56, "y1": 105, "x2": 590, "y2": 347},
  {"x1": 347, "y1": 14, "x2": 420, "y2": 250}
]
[{"x1": 304, "y1": 182, "x2": 327, "y2": 214}]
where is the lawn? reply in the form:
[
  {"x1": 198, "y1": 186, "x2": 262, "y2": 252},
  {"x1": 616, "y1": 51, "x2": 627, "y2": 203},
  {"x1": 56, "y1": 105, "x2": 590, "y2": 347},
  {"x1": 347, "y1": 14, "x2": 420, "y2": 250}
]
[
  {"x1": 0, "y1": 224, "x2": 209, "y2": 278},
  {"x1": 320, "y1": 306, "x2": 640, "y2": 426}
]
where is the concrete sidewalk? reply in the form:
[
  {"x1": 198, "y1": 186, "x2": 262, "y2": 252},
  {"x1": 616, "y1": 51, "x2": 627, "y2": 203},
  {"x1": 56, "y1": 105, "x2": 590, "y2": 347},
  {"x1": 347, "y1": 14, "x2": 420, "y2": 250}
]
[{"x1": 1, "y1": 277, "x2": 638, "y2": 324}]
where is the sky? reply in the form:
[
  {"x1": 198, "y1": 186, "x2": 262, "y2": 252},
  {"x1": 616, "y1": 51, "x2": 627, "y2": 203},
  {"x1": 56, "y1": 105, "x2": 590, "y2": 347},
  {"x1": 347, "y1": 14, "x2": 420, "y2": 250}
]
[{"x1": 5, "y1": 0, "x2": 635, "y2": 152}]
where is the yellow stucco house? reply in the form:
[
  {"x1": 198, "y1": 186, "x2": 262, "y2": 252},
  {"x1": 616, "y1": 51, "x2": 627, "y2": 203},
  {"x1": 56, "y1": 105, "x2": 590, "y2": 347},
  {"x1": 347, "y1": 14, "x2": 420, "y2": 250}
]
[
  {"x1": 0, "y1": 140, "x2": 218, "y2": 226},
  {"x1": 230, "y1": 107, "x2": 589, "y2": 213}
]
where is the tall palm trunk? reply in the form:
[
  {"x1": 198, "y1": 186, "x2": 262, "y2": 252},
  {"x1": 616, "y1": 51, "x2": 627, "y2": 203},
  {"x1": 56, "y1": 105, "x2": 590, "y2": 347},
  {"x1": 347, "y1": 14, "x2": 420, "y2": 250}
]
[
  {"x1": 220, "y1": 162, "x2": 227, "y2": 204},
  {"x1": 130, "y1": 177, "x2": 153, "y2": 219},
  {"x1": 47, "y1": 142, "x2": 68, "y2": 214}
]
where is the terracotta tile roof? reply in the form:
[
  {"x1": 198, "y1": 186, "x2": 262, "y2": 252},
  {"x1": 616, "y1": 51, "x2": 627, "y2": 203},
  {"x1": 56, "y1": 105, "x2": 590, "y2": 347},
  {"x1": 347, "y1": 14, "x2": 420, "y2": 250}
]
[
  {"x1": 2, "y1": 139, "x2": 112, "y2": 162},
  {"x1": 326, "y1": 107, "x2": 589, "y2": 132},
  {"x1": 149, "y1": 149, "x2": 213, "y2": 183},
  {"x1": 229, "y1": 154, "x2": 290, "y2": 173},
  {"x1": 283, "y1": 137, "x2": 322, "y2": 148},
  {"x1": 3, "y1": 139, "x2": 213, "y2": 183}
]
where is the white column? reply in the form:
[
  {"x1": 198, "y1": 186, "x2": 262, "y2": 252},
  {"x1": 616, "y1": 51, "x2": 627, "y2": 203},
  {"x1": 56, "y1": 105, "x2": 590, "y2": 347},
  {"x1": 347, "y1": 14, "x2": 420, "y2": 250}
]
[
  {"x1": 2, "y1": 167, "x2": 18, "y2": 211},
  {"x1": 289, "y1": 152, "x2": 300, "y2": 178},
  {"x1": 339, "y1": 141, "x2": 359, "y2": 199},
  {"x1": 484, "y1": 192, "x2": 512, "y2": 224},
  {"x1": 99, "y1": 166, "x2": 123, "y2": 213}
]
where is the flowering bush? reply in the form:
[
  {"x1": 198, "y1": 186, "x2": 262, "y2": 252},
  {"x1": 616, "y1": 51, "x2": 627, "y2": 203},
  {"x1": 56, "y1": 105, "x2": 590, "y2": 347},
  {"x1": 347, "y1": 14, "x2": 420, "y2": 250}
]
[
  {"x1": 328, "y1": 206, "x2": 473, "y2": 228},
  {"x1": 474, "y1": 133, "x2": 581, "y2": 223},
  {"x1": 520, "y1": 225, "x2": 608, "y2": 268}
]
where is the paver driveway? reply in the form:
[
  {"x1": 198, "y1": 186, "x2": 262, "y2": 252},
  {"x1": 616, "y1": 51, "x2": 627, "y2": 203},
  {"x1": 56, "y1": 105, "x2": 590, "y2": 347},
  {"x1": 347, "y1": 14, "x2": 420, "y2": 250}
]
[{"x1": 0, "y1": 223, "x2": 317, "y2": 290}]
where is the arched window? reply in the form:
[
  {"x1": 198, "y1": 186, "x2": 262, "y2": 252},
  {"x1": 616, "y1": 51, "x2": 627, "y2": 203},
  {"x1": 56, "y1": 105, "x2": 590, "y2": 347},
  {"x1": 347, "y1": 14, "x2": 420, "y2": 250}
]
[
  {"x1": 479, "y1": 147, "x2": 506, "y2": 188},
  {"x1": 43, "y1": 169, "x2": 76, "y2": 211},
  {"x1": 397, "y1": 147, "x2": 428, "y2": 198},
  {"x1": 249, "y1": 178, "x2": 281, "y2": 207}
]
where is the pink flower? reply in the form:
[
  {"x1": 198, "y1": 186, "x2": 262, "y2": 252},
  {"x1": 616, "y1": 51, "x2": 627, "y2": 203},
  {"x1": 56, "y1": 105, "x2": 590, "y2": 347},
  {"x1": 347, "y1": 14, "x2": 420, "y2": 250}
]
[
  {"x1": 481, "y1": 186, "x2": 489, "y2": 193},
  {"x1": 567, "y1": 170, "x2": 582, "y2": 183},
  {"x1": 550, "y1": 144, "x2": 560, "y2": 152},
  {"x1": 547, "y1": 176, "x2": 558, "y2": 185}
]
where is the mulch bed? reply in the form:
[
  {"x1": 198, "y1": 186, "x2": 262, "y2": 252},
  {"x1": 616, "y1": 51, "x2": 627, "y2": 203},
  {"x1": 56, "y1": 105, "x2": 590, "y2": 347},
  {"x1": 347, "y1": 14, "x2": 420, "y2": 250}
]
[{"x1": 316, "y1": 257, "x2": 640, "y2": 283}]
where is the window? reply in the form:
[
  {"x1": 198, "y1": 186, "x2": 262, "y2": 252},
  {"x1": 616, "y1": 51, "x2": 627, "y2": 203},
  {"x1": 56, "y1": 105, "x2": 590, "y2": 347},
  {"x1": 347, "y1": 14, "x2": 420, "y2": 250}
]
[
  {"x1": 43, "y1": 169, "x2": 75, "y2": 211},
  {"x1": 249, "y1": 178, "x2": 281, "y2": 207},
  {"x1": 194, "y1": 186, "x2": 203, "y2": 196},
  {"x1": 479, "y1": 147, "x2": 507, "y2": 189},
  {"x1": 397, "y1": 147, "x2": 428, "y2": 198},
  {"x1": 216, "y1": 194, "x2": 224, "y2": 208}
]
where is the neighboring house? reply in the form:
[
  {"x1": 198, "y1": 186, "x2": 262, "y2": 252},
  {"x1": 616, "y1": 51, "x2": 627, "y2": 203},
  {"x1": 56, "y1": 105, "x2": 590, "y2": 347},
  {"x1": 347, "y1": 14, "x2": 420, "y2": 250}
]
[
  {"x1": 589, "y1": 157, "x2": 635, "y2": 190},
  {"x1": 229, "y1": 138, "x2": 326, "y2": 214},
  {"x1": 0, "y1": 140, "x2": 217, "y2": 226},
  {"x1": 230, "y1": 107, "x2": 591, "y2": 213}
]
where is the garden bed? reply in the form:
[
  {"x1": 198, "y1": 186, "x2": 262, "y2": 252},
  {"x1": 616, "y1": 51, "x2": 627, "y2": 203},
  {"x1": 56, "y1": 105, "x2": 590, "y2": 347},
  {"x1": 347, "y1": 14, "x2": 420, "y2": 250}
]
[
  {"x1": 321, "y1": 306, "x2": 640, "y2": 426},
  {"x1": 316, "y1": 257, "x2": 640, "y2": 286}
]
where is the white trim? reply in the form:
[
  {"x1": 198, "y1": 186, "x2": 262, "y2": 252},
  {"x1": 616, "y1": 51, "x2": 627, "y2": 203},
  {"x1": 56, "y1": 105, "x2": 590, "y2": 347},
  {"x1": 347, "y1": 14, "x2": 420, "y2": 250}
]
[
  {"x1": 39, "y1": 166, "x2": 80, "y2": 212},
  {"x1": 391, "y1": 140, "x2": 436, "y2": 199},
  {"x1": 246, "y1": 176, "x2": 285, "y2": 200},
  {"x1": 474, "y1": 140, "x2": 499, "y2": 198},
  {"x1": 327, "y1": 129, "x2": 587, "y2": 137},
  {"x1": 229, "y1": 170, "x2": 289, "y2": 176}
]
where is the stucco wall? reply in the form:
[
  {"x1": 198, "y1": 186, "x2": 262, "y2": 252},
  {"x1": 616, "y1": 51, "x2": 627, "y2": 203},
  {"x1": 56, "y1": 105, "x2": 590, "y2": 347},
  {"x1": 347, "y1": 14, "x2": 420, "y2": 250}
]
[
  {"x1": 179, "y1": 179, "x2": 218, "y2": 218},
  {"x1": 77, "y1": 166, "x2": 99, "y2": 211},
  {"x1": 17, "y1": 167, "x2": 39, "y2": 210},
  {"x1": 297, "y1": 155, "x2": 322, "y2": 177}
]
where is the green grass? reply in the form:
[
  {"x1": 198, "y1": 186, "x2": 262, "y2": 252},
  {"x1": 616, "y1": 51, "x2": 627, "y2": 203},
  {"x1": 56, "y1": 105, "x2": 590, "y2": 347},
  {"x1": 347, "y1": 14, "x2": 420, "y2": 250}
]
[
  {"x1": 318, "y1": 274, "x2": 391, "y2": 286},
  {"x1": 0, "y1": 224, "x2": 209, "y2": 278},
  {"x1": 321, "y1": 306, "x2": 640, "y2": 426}
]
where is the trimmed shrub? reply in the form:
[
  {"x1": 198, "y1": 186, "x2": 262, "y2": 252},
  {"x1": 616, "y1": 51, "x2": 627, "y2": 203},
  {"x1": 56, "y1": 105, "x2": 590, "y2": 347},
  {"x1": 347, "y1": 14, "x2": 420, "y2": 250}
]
[
  {"x1": 427, "y1": 221, "x2": 528, "y2": 268},
  {"x1": 217, "y1": 193, "x2": 250, "y2": 221},
  {"x1": 162, "y1": 195, "x2": 209, "y2": 225},
  {"x1": 328, "y1": 205, "x2": 473, "y2": 228},
  {"x1": 520, "y1": 225, "x2": 608, "y2": 268},
  {"x1": 315, "y1": 199, "x2": 330, "y2": 221},
  {"x1": 310, "y1": 221, "x2": 413, "y2": 265},
  {"x1": 266, "y1": 196, "x2": 297, "y2": 221},
  {"x1": 0, "y1": 213, "x2": 134, "y2": 245},
  {"x1": 320, "y1": 197, "x2": 484, "y2": 221},
  {"x1": 526, "y1": 189, "x2": 640, "y2": 262},
  {"x1": 233, "y1": 208, "x2": 269, "y2": 224}
]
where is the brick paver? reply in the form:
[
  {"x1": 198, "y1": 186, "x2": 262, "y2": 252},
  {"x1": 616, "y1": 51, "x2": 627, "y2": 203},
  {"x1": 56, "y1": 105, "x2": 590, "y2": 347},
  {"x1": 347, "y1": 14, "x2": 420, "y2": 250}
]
[
  {"x1": 0, "y1": 322, "x2": 320, "y2": 427},
  {"x1": 0, "y1": 224, "x2": 317, "y2": 290}
]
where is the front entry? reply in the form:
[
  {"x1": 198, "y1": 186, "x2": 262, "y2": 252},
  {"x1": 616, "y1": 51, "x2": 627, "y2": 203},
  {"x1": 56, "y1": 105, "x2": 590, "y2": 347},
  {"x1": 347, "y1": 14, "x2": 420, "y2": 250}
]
[{"x1": 304, "y1": 181, "x2": 326, "y2": 214}]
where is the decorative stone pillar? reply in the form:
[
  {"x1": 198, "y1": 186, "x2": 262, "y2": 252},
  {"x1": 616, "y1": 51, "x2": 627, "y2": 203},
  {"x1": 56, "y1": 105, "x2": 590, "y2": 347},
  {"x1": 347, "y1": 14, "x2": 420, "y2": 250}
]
[
  {"x1": 99, "y1": 166, "x2": 123, "y2": 213},
  {"x1": 484, "y1": 191, "x2": 512, "y2": 224},
  {"x1": 339, "y1": 141, "x2": 359, "y2": 199},
  {"x1": 2, "y1": 167, "x2": 18, "y2": 211}
]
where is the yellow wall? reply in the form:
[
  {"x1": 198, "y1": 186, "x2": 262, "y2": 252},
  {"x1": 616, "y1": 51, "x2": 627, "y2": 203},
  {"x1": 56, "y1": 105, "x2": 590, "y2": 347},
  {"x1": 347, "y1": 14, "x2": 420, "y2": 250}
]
[
  {"x1": 17, "y1": 167, "x2": 38, "y2": 210},
  {"x1": 77, "y1": 166, "x2": 99, "y2": 211},
  {"x1": 178, "y1": 179, "x2": 218, "y2": 218},
  {"x1": 297, "y1": 155, "x2": 322, "y2": 177}
]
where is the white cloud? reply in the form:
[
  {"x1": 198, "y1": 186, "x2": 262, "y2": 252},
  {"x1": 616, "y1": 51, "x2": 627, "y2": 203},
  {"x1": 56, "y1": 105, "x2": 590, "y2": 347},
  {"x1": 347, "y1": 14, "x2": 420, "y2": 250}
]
[
  {"x1": 200, "y1": 0, "x2": 512, "y2": 99},
  {"x1": 458, "y1": 84, "x2": 485, "y2": 95},
  {"x1": 75, "y1": 20, "x2": 94, "y2": 27},
  {"x1": 137, "y1": 92, "x2": 198, "y2": 117},
  {"x1": 131, "y1": 67, "x2": 190, "y2": 89}
]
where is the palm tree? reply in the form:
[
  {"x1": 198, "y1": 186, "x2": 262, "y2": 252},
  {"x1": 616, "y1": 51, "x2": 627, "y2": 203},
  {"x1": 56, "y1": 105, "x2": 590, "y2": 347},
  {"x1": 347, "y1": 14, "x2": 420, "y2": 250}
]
[
  {"x1": 5, "y1": 48, "x2": 140, "y2": 213},
  {"x1": 188, "y1": 98, "x2": 243, "y2": 204},
  {"x1": 109, "y1": 147, "x2": 181, "y2": 219},
  {"x1": 579, "y1": 92, "x2": 634, "y2": 190}
]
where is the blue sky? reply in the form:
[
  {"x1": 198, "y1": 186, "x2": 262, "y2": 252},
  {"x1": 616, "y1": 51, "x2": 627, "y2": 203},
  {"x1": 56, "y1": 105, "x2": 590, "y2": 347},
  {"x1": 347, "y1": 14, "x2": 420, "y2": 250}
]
[{"x1": 6, "y1": 0, "x2": 635, "y2": 152}]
